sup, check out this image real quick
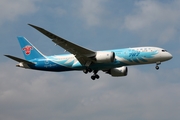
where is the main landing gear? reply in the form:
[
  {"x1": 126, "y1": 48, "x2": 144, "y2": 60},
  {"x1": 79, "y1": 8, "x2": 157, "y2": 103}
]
[
  {"x1": 155, "y1": 61, "x2": 161, "y2": 70},
  {"x1": 91, "y1": 70, "x2": 99, "y2": 80},
  {"x1": 83, "y1": 68, "x2": 100, "y2": 80},
  {"x1": 83, "y1": 68, "x2": 92, "y2": 74}
]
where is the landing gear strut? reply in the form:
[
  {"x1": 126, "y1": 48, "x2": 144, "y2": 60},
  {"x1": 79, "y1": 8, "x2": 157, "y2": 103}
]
[
  {"x1": 83, "y1": 68, "x2": 100, "y2": 80},
  {"x1": 155, "y1": 61, "x2": 161, "y2": 70},
  {"x1": 91, "y1": 70, "x2": 100, "y2": 80}
]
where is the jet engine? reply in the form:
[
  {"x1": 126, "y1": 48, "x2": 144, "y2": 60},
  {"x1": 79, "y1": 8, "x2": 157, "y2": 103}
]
[
  {"x1": 95, "y1": 51, "x2": 115, "y2": 63},
  {"x1": 107, "y1": 66, "x2": 128, "y2": 77}
]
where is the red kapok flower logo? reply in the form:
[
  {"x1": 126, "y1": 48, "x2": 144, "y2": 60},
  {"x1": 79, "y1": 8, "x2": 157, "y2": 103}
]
[{"x1": 22, "y1": 45, "x2": 33, "y2": 55}]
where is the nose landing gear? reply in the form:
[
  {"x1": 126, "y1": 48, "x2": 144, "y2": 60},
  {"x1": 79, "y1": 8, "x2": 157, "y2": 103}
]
[
  {"x1": 155, "y1": 61, "x2": 161, "y2": 70},
  {"x1": 155, "y1": 65, "x2": 159, "y2": 70}
]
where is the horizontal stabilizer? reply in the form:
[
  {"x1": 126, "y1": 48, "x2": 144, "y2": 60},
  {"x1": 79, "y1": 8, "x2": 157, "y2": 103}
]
[{"x1": 4, "y1": 55, "x2": 35, "y2": 65}]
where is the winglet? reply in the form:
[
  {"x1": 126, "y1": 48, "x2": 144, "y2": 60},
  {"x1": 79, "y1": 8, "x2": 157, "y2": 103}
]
[
  {"x1": 28, "y1": 24, "x2": 59, "y2": 40},
  {"x1": 28, "y1": 24, "x2": 45, "y2": 34}
]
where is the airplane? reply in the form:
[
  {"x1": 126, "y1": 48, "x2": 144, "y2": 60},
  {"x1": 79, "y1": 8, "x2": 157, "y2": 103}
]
[{"x1": 5, "y1": 24, "x2": 173, "y2": 80}]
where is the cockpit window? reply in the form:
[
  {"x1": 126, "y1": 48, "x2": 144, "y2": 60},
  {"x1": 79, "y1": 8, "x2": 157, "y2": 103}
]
[{"x1": 162, "y1": 50, "x2": 167, "y2": 52}]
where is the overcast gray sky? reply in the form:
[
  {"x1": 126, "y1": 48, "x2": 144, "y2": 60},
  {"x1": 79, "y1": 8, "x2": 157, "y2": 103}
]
[{"x1": 0, "y1": 0, "x2": 180, "y2": 120}]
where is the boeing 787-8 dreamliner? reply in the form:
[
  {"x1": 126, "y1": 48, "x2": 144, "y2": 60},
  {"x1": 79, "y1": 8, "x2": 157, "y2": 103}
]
[{"x1": 5, "y1": 24, "x2": 173, "y2": 80}]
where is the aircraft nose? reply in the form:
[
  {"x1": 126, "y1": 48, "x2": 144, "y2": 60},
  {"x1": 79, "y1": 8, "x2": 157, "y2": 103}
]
[{"x1": 166, "y1": 52, "x2": 173, "y2": 60}]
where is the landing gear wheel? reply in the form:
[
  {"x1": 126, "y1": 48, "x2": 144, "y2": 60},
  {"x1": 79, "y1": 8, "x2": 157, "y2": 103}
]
[
  {"x1": 91, "y1": 75, "x2": 96, "y2": 80},
  {"x1": 83, "y1": 68, "x2": 92, "y2": 74},
  {"x1": 83, "y1": 69, "x2": 88, "y2": 74},
  {"x1": 95, "y1": 74, "x2": 100, "y2": 79},
  {"x1": 88, "y1": 69, "x2": 92, "y2": 73},
  {"x1": 91, "y1": 75, "x2": 100, "y2": 80},
  {"x1": 91, "y1": 70, "x2": 100, "y2": 80},
  {"x1": 155, "y1": 66, "x2": 159, "y2": 70},
  {"x1": 155, "y1": 61, "x2": 161, "y2": 70}
]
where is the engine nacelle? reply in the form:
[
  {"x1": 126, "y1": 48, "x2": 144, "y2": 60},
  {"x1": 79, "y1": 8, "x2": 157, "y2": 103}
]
[
  {"x1": 107, "y1": 66, "x2": 128, "y2": 77},
  {"x1": 95, "y1": 51, "x2": 115, "y2": 63}
]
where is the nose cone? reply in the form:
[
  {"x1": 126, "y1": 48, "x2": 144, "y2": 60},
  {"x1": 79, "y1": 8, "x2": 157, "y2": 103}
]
[
  {"x1": 165, "y1": 52, "x2": 173, "y2": 60},
  {"x1": 156, "y1": 49, "x2": 173, "y2": 62}
]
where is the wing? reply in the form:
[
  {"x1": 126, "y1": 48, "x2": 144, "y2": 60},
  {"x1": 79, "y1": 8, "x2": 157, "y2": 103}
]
[{"x1": 28, "y1": 24, "x2": 95, "y2": 66}]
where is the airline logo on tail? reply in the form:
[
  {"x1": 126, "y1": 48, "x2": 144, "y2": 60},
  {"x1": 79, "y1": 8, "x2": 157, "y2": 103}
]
[{"x1": 22, "y1": 45, "x2": 33, "y2": 55}]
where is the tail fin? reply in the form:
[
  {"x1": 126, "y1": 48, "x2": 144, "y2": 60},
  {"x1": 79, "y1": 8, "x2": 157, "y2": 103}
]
[{"x1": 17, "y1": 36, "x2": 45, "y2": 60}]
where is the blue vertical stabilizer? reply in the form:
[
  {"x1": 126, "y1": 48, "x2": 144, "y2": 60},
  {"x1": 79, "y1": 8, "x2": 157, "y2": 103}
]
[{"x1": 17, "y1": 36, "x2": 45, "y2": 60}]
